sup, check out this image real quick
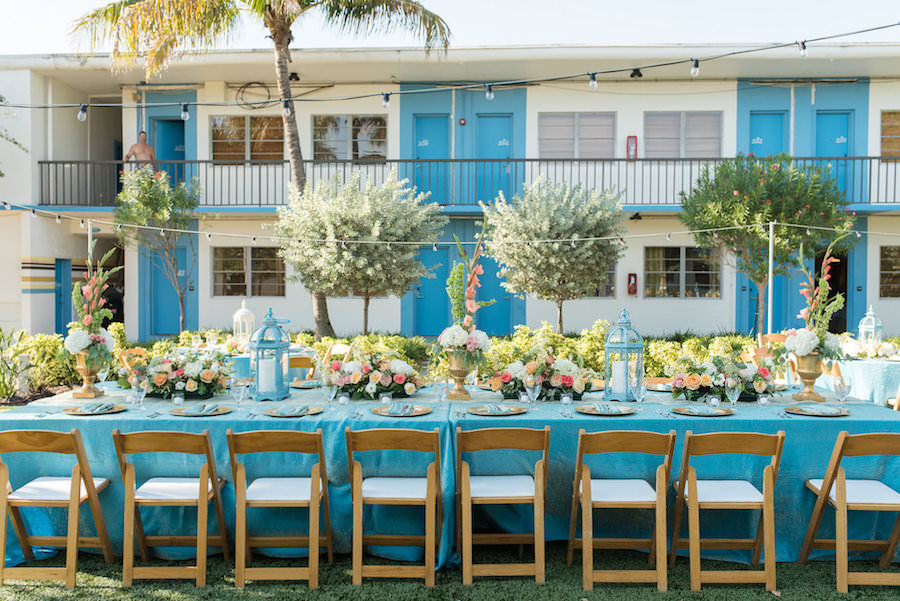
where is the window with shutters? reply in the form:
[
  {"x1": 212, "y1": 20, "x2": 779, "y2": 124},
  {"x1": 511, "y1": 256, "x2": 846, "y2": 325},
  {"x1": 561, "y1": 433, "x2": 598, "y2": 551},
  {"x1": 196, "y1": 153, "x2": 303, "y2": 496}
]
[
  {"x1": 879, "y1": 246, "x2": 900, "y2": 297},
  {"x1": 644, "y1": 112, "x2": 722, "y2": 158},
  {"x1": 312, "y1": 115, "x2": 387, "y2": 161},
  {"x1": 644, "y1": 247, "x2": 720, "y2": 298},
  {"x1": 881, "y1": 111, "x2": 900, "y2": 158},
  {"x1": 213, "y1": 247, "x2": 285, "y2": 297},
  {"x1": 538, "y1": 113, "x2": 615, "y2": 158},
  {"x1": 210, "y1": 116, "x2": 284, "y2": 162}
]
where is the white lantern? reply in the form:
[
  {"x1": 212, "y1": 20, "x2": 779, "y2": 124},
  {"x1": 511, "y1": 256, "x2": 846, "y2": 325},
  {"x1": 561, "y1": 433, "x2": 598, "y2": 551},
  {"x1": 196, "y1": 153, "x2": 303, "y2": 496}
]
[
  {"x1": 858, "y1": 305, "x2": 883, "y2": 347},
  {"x1": 232, "y1": 299, "x2": 256, "y2": 344}
]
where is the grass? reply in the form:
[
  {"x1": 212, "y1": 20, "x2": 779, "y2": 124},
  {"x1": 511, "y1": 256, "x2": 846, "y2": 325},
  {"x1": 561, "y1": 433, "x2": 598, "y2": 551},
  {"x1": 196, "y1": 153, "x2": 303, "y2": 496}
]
[{"x1": 0, "y1": 543, "x2": 898, "y2": 601}]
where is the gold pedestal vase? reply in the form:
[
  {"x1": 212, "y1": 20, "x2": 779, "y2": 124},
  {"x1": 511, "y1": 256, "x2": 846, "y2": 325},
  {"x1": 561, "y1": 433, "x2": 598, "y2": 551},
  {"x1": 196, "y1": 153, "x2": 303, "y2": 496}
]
[
  {"x1": 73, "y1": 351, "x2": 104, "y2": 399},
  {"x1": 446, "y1": 350, "x2": 472, "y2": 401},
  {"x1": 792, "y1": 351, "x2": 825, "y2": 403}
]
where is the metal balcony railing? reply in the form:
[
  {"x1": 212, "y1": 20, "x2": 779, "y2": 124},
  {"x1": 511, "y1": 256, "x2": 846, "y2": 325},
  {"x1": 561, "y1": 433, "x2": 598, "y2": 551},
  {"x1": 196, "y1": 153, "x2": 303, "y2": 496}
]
[{"x1": 37, "y1": 157, "x2": 900, "y2": 208}]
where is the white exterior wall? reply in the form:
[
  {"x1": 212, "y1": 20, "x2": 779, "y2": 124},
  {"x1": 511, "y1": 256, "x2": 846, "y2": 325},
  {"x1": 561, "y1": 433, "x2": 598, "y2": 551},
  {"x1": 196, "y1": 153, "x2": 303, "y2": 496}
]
[
  {"x1": 0, "y1": 70, "x2": 35, "y2": 206},
  {"x1": 525, "y1": 216, "x2": 737, "y2": 335},
  {"x1": 0, "y1": 213, "x2": 22, "y2": 332}
]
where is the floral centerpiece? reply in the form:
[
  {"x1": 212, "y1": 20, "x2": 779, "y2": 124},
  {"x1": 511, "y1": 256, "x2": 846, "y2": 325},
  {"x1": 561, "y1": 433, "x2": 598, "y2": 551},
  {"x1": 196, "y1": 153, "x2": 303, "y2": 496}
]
[
  {"x1": 487, "y1": 350, "x2": 595, "y2": 400},
  {"x1": 64, "y1": 242, "x2": 122, "y2": 398},
  {"x1": 840, "y1": 337, "x2": 899, "y2": 360},
  {"x1": 117, "y1": 350, "x2": 229, "y2": 399},
  {"x1": 668, "y1": 355, "x2": 775, "y2": 401},
  {"x1": 324, "y1": 353, "x2": 424, "y2": 399},
  {"x1": 782, "y1": 239, "x2": 846, "y2": 401}
]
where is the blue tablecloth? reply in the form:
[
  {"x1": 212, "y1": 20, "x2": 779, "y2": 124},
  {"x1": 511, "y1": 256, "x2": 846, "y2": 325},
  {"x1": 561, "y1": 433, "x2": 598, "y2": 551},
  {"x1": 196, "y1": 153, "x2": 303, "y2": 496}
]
[
  {"x1": 817, "y1": 359, "x2": 900, "y2": 405},
  {"x1": 2, "y1": 387, "x2": 899, "y2": 568}
]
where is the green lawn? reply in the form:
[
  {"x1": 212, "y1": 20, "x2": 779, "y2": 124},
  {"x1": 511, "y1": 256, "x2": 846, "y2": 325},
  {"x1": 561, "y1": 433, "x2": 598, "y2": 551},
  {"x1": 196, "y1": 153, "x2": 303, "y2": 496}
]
[{"x1": 1, "y1": 544, "x2": 898, "y2": 601}]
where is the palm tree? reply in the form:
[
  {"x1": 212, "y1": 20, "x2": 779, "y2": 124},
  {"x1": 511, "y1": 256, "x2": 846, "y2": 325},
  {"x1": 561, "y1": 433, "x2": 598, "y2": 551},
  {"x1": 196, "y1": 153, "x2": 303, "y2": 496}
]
[{"x1": 75, "y1": 0, "x2": 451, "y2": 338}]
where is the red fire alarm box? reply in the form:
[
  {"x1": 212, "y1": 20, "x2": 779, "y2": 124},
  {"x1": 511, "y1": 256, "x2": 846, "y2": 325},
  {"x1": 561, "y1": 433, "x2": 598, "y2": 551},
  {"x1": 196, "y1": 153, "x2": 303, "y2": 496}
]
[
  {"x1": 627, "y1": 273, "x2": 638, "y2": 296},
  {"x1": 626, "y1": 136, "x2": 638, "y2": 160}
]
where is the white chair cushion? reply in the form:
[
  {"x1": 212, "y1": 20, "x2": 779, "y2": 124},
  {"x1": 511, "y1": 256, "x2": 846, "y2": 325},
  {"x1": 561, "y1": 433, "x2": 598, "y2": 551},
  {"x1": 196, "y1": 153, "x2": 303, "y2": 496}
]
[
  {"x1": 580, "y1": 478, "x2": 657, "y2": 503},
  {"x1": 808, "y1": 478, "x2": 900, "y2": 505},
  {"x1": 9, "y1": 476, "x2": 109, "y2": 502},
  {"x1": 677, "y1": 479, "x2": 764, "y2": 504},
  {"x1": 246, "y1": 477, "x2": 312, "y2": 502},
  {"x1": 469, "y1": 474, "x2": 535, "y2": 499},
  {"x1": 135, "y1": 477, "x2": 212, "y2": 501},
  {"x1": 362, "y1": 476, "x2": 427, "y2": 500}
]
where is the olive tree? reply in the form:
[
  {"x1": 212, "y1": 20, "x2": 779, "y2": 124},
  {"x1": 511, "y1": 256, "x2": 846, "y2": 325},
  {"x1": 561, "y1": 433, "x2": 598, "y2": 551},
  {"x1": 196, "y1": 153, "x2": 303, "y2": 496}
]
[
  {"x1": 680, "y1": 154, "x2": 854, "y2": 339},
  {"x1": 482, "y1": 178, "x2": 626, "y2": 333},
  {"x1": 275, "y1": 171, "x2": 447, "y2": 335}
]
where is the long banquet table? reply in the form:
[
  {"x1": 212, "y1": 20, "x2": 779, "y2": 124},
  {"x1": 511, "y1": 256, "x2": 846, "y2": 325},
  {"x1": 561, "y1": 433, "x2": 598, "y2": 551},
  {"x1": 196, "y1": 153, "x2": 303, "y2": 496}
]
[{"x1": 1, "y1": 386, "x2": 899, "y2": 568}]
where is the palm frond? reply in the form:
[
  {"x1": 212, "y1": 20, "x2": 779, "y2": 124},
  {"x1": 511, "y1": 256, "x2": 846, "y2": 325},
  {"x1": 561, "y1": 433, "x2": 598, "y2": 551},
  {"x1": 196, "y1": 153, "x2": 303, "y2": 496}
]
[
  {"x1": 318, "y1": 0, "x2": 451, "y2": 49},
  {"x1": 73, "y1": 0, "x2": 241, "y2": 75}
]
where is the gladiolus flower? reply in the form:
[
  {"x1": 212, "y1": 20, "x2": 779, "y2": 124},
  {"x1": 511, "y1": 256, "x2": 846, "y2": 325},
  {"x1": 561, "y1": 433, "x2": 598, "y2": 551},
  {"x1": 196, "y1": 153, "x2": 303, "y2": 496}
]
[
  {"x1": 465, "y1": 299, "x2": 478, "y2": 313},
  {"x1": 473, "y1": 265, "x2": 484, "y2": 276},
  {"x1": 82, "y1": 315, "x2": 93, "y2": 326},
  {"x1": 82, "y1": 285, "x2": 92, "y2": 300},
  {"x1": 463, "y1": 315, "x2": 473, "y2": 328}
]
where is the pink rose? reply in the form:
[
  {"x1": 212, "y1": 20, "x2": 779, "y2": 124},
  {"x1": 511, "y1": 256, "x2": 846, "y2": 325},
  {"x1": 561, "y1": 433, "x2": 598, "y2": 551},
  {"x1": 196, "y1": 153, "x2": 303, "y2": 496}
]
[
  {"x1": 362, "y1": 364, "x2": 372, "y2": 374},
  {"x1": 393, "y1": 373, "x2": 406, "y2": 385},
  {"x1": 330, "y1": 360, "x2": 342, "y2": 371},
  {"x1": 758, "y1": 367, "x2": 771, "y2": 378},
  {"x1": 82, "y1": 314, "x2": 93, "y2": 326},
  {"x1": 733, "y1": 190, "x2": 739, "y2": 195},
  {"x1": 175, "y1": 368, "x2": 184, "y2": 376},
  {"x1": 561, "y1": 375, "x2": 574, "y2": 387},
  {"x1": 500, "y1": 372, "x2": 512, "y2": 383},
  {"x1": 673, "y1": 375, "x2": 685, "y2": 388},
  {"x1": 380, "y1": 374, "x2": 392, "y2": 387},
  {"x1": 466, "y1": 336, "x2": 478, "y2": 351}
]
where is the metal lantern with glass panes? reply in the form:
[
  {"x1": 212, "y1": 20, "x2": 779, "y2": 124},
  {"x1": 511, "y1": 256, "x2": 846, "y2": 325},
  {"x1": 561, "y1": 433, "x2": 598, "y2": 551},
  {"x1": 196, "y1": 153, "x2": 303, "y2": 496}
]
[
  {"x1": 858, "y1": 305, "x2": 883, "y2": 347},
  {"x1": 603, "y1": 309, "x2": 644, "y2": 401},
  {"x1": 232, "y1": 299, "x2": 255, "y2": 344},
  {"x1": 248, "y1": 308, "x2": 290, "y2": 401}
]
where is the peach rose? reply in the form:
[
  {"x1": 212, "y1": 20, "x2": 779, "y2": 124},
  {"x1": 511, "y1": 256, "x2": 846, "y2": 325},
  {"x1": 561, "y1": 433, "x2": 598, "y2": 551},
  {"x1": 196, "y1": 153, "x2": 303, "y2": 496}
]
[
  {"x1": 549, "y1": 373, "x2": 563, "y2": 388},
  {"x1": 217, "y1": 376, "x2": 227, "y2": 388},
  {"x1": 350, "y1": 372, "x2": 362, "y2": 384},
  {"x1": 525, "y1": 361, "x2": 539, "y2": 375},
  {"x1": 699, "y1": 374, "x2": 712, "y2": 387},
  {"x1": 152, "y1": 372, "x2": 169, "y2": 387},
  {"x1": 489, "y1": 376, "x2": 503, "y2": 392},
  {"x1": 753, "y1": 379, "x2": 768, "y2": 393},
  {"x1": 685, "y1": 373, "x2": 702, "y2": 391},
  {"x1": 369, "y1": 371, "x2": 382, "y2": 384},
  {"x1": 200, "y1": 369, "x2": 215, "y2": 384},
  {"x1": 573, "y1": 376, "x2": 585, "y2": 394},
  {"x1": 185, "y1": 379, "x2": 198, "y2": 393},
  {"x1": 404, "y1": 382, "x2": 417, "y2": 395}
]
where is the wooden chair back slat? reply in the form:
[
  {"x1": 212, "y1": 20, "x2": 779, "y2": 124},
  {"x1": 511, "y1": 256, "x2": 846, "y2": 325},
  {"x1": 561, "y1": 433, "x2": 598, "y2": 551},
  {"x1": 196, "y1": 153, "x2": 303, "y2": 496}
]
[
  {"x1": 113, "y1": 430, "x2": 211, "y2": 455},
  {"x1": 841, "y1": 432, "x2": 900, "y2": 457},
  {"x1": 457, "y1": 427, "x2": 548, "y2": 453},
  {"x1": 759, "y1": 333, "x2": 787, "y2": 346},
  {"x1": 0, "y1": 429, "x2": 78, "y2": 454},
  {"x1": 578, "y1": 430, "x2": 675, "y2": 456},
  {"x1": 289, "y1": 356, "x2": 316, "y2": 370},
  {"x1": 346, "y1": 427, "x2": 439, "y2": 454},
  {"x1": 226, "y1": 430, "x2": 323, "y2": 456},
  {"x1": 685, "y1": 431, "x2": 784, "y2": 457}
]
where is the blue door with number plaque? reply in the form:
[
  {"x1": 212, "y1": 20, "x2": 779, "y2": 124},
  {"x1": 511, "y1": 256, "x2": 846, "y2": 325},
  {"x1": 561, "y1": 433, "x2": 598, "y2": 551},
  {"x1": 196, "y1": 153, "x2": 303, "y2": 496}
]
[
  {"x1": 749, "y1": 112, "x2": 785, "y2": 157},
  {"x1": 414, "y1": 116, "x2": 450, "y2": 204},
  {"x1": 54, "y1": 259, "x2": 72, "y2": 335},
  {"x1": 816, "y1": 112, "x2": 850, "y2": 193},
  {"x1": 476, "y1": 115, "x2": 513, "y2": 204}
]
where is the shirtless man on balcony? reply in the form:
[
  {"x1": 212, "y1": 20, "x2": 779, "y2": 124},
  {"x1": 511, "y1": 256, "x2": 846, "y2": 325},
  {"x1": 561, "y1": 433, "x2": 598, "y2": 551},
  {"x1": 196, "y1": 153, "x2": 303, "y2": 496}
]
[{"x1": 124, "y1": 131, "x2": 156, "y2": 170}]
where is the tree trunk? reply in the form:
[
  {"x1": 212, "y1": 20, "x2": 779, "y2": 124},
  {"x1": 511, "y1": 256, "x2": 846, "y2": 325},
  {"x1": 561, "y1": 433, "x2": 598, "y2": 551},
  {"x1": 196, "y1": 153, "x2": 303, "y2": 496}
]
[
  {"x1": 754, "y1": 278, "x2": 768, "y2": 343},
  {"x1": 363, "y1": 295, "x2": 370, "y2": 336},
  {"x1": 178, "y1": 289, "x2": 186, "y2": 333},
  {"x1": 556, "y1": 299, "x2": 564, "y2": 334},
  {"x1": 270, "y1": 19, "x2": 335, "y2": 339}
]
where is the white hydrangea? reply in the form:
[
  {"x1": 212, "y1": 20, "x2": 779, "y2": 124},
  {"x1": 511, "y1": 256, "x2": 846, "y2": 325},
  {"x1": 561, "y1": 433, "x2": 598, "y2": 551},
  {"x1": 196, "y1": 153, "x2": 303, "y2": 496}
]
[
  {"x1": 469, "y1": 329, "x2": 491, "y2": 352},
  {"x1": 389, "y1": 359, "x2": 415, "y2": 376},
  {"x1": 506, "y1": 361, "x2": 527, "y2": 381},
  {"x1": 184, "y1": 361, "x2": 203, "y2": 379},
  {"x1": 785, "y1": 328, "x2": 819, "y2": 357},
  {"x1": 841, "y1": 339, "x2": 860, "y2": 357},
  {"x1": 341, "y1": 361, "x2": 362, "y2": 374},
  {"x1": 738, "y1": 363, "x2": 758, "y2": 381},
  {"x1": 439, "y1": 324, "x2": 469, "y2": 347},
  {"x1": 824, "y1": 332, "x2": 841, "y2": 353},
  {"x1": 699, "y1": 361, "x2": 717, "y2": 376},
  {"x1": 553, "y1": 358, "x2": 579, "y2": 377},
  {"x1": 64, "y1": 330, "x2": 92, "y2": 354},
  {"x1": 878, "y1": 342, "x2": 897, "y2": 357},
  {"x1": 97, "y1": 327, "x2": 115, "y2": 352}
]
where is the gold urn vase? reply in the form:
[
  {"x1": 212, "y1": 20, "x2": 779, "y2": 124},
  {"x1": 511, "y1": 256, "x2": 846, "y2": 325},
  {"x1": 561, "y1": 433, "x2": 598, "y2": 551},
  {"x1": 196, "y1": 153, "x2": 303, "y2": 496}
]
[
  {"x1": 446, "y1": 350, "x2": 472, "y2": 401},
  {"x1": 792, "y1": 351, "x2": 825, "y2": 403},
  {"x1": 73, "y1": 351, "x2": 104, "y2": 399}
]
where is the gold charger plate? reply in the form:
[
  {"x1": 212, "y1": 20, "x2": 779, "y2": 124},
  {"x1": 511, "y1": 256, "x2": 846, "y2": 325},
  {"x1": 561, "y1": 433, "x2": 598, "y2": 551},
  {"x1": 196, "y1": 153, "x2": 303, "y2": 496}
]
[
  {"x1": 262, "y1": 406, "x2": 324, "y2": 418},
  {"x1": 467, "y1": 404, "x2": 527, "y2": 416},
  {"x1": 574, "y1": 404, "x2": 636, "y2": 416},
  {"x1": 290, "y1": 379, "x2": 322, "y2": 389},
  {"x1": 671, "y1": 406, "x2": 735, "y2": 417},
  {"x1": 170, "y1": 405, "x2": 232, "y2": 417},
  {"x1": 784, "y1": 405, "x2": 850, "y2": 417},
  {"x1": 63, "y1": 404, "x2": 127, "y2": 416},
  {"x1": 371, "y1": 404, "x2": 432, "y2": 417},
  {"x1": 647, "y1": 382, "x2": 672, "y2": 392}
]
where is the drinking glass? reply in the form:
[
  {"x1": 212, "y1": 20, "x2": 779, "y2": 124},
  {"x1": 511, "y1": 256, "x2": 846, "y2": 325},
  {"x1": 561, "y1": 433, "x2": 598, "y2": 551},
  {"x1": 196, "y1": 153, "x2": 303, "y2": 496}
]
[
  {"x1": 206, "y1": 332, "x2": 217, "y2": 348},
  {"x1": 337, "y1": 392, "x2": 350, "y2": 406},
  {"x1": 708, "y1": 394, "x2": 721, "y2": 408},
  {"x1": 519, "y1": 392, "x2": 530, "y2": 406},
  {"x1": 380, "y1": 392, "x2": 393, "y2": 406},
  {"x1": 96, "y1": 365, "x2": 110, "y2": 391},
  {"x1": 834, "y1": 376, "x2": 852, "y2": 407},
  {"x1": 632, "y1": 379, "x2": 647, "y2": 404},
  {"x1": 725, "y1": 382, "x2": 742, "y2": 408},
  {"x1": 134, "y1": 376, "x2": 149, "y2": 408},
  {"x1": 172, "y1": 392, "x2": 185, "y2": 406},
  {"x1": 232, "y1": 379, "x2": 249, "y2": 407},
  {"x1": 323, "y1": 381, "x2": 338, "y2": 409},
  {"x1": 758, "y1": 392, "x2": 771, "y2": 406},
  {"x1": 191, "y1": 334, "x2": 202, "y2": 348},
  {"x1": 525, "y1": 377, "x2": 541, "y2": 405},
  {"x1": 560, "y1": 392, "x2": 573, "y2": 407},
  {"x1": 432, "y1": 376, "x2": 448, "y2": 403}
]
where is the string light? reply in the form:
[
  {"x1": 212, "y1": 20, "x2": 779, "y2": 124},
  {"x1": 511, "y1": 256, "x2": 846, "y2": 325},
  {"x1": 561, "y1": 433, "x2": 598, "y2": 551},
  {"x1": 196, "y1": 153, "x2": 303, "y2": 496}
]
[
  {"x1": 666, "y1": 232, "x2": 671, "y2": 241},
  {"x1": 690, "y1": 59, "x2": 700, "y2": 77},
  {"x1": 206, "y1": 232, "x2": 212, "y2": 240},
  {"x1": 856, "y1": 231, "x2": 862, "y2": 239},
  {"x1": 281, "y1": 98, "x2": 292, "y2": 117},
  {"x1": 798, "y1": 40, "x2": 808, "y2": 57},
  {"x1": 30, "y1": 209, "x2": 36, "y2": 218},
  {"x1": 180, "y1": 103, "x2": 190, "y2": 121},
  {"x1": 79, "y1": 219, "x2": 85, "y2": 228},
  {"x1": 251, "y1": 236, "x2": 257, "y2": 244},
  {"x1": 588, "y1": 73, "x2": 598, "y2": 88},
  {"x1": 55, "y1": 215, "x2": 61, "y2": 224},
  {"x1": 432, "y1": 242, "x2": 437, "y2": 251},
  {"x1": 341, "y1": 240, "x2": 346, "y2": 249},
  {"x1": 77, "y1": 104, "x2": 87, "y2": 122},
  {"x1": 485, "y1": 84, "x2": 494, "y2": 101},
  {"x1": 2, "y1": 202, "x2": 9, "y2": 210},
  {"x1": 381, "y1": 93, "x2": 390, "y2": 109},
  {"x1": 159, "y1": 228, "x2": 165, "y2": 236},
  {"x1": 630, "y1": 68, "x2": 643, "y2": 79},
  {"x1": 387, "y1": 242, "x2": 392, "y2": 250},
  {"x1": 116, "y1": 224, "x2": 122, "y2": 232}
]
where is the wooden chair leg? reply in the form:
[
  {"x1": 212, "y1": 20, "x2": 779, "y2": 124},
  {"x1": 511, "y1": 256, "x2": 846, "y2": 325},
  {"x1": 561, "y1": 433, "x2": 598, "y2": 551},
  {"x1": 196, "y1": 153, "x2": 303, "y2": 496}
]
[
  {"x1": 0, "y1": 464, "x2": 9, "y2": 586},
  {"x1": 533, "y1": 471, "x2": 545, "y2": 584},
  {"x1": 196, "y1": 465, "x2": 209, "y2": 587},
  {"x1": 581, "y1": 470, "x2": 593, "y2": 591},
  {"x1": 669, "y1": 489, "x2": 685, "y2": 566},
  {"x1": 234, "y1": 467, "x2": 247, "y2": 588},
  {"x1": 763, "y1": 466, "x2": 776, "y2": 592},
  {"x1": 751, "y1": 513, "x2": 765, "y2": 567},
  {"x1": 655, "y1": 465, "x2": 668, "y2": 592},
  {"x1": 8, "y1": 507, "x2": 32, "y2": 562},
  {"x1": 122, "y1": 465, "x2": 135, "y2": 588},
  {"x1": 835, "y1": 469, "x2": 849, "y2": 594},
  {"x1": 308, "y1": 465, "x2": 320, "y2": 590},
  {"x1": 460, "y1": 466, "x2": 473, "y2": 585},
  {"x1": 64, "y1": 466, "x2": 81, "y2": 589},
  {"x1": 879, "y1": 511, "x2": 900, "y2": 569},
  {"x1": 687, "y1": 469, "x2": 701, "y2": 592},
  {"x1": 424, "y1": 465, "x2": 436, "y2": 588},
  {"x1": 799, "y1": 490, "x2": 829, "y2": 565},
  {"x1": 351, "y1": 464, "x2": 363, "y2": 586},
  {"x1": 566, "y1": 482, "x2": 579, "y2": 566}
]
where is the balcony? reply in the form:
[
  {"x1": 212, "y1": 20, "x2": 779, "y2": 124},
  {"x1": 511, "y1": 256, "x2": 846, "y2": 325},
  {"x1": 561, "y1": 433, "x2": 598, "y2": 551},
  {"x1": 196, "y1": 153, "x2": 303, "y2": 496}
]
[{"x1": 37, "y1": 157, "x2": 900, "y2": 209}]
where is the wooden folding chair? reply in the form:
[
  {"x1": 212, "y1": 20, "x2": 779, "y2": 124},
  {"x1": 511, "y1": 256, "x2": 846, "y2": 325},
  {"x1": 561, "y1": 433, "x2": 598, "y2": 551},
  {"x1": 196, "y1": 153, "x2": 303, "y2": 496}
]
[
  {"x1": 669, "y1": 430, "x2": 785, "y2": 592},
  {"x1": 288, "y1": 355, "x2": 318, "y2": 387},
  {"x1": 798, "y1": 431, "x2": 900, "y2": 592},
  {"x1": 568, "y1": 429, "x2": 676, "y2": 592},
  {"x1": 322, "y1": 343, "x2": 353, "y2": 364},
  {"x1": 456, "y1": 426, "x2": 549, "y2": 584},
  {"x1": 112, "y1": 429, "x2": 230, "y2": 587},
  {"x1": 226, "y1": 429, "x2": 333, "y2": 588},
  {"x1": 118, "y1": 348, "x2": 148, "y2": 369},
  {"x1": 0, "y1": 429, "x2": 113, "y2": 589},
  {"x1": 345, "y1": 427, "x2": 441, "y2": 587}
]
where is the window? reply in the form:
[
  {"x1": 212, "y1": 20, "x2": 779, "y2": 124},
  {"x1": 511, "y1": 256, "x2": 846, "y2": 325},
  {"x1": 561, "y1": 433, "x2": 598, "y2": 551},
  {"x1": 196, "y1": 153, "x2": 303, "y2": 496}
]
[
  {"x1": 213, "y1": 247, "x2": 285, "y2": 297},
  {"x1": 881, "y1": 111, "x2": 900, "y2": 158},
  {"x1": 592, "y1": 266, "x2": 616, "y2": 297},
  {"x1": 211, "y1": 116, "x2": 284, "y2": 162},
  {"x1": 313, "y1": 115, "x2": 387, "y2": 161},
  {"x1": 644, "y1": 247, "x2": 720, "y2": 298},
  {"x1": 644, "y1": 112, "x2": 722, "y2": 158},
  {"x1": 880, "y1": 246, "x2": 900, "y2": 297},
  {"x1": 538, "y1": 113, "x2": 615, "y2": 158}
]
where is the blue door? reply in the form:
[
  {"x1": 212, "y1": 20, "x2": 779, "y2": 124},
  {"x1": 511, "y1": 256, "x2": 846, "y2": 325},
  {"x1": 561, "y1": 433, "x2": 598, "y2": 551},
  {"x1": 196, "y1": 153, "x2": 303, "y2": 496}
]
[
  {"x1": 54, "y1": 259, "x2": 72, "y2": 335},
  {"x1": 816, "y1": 112, "x2": 850, "y2": 193},
  {"x1": 155, "y1": 119, "x2": 186, "y2": 182},
  {"x1": 414, "y1": 246, "x2": 452, "y2": 336},
  {"x1": 476, "y1": 258, "x2": 511, "y2": 336},
  {"x1": 150, "y1": 246, "x2": 192, "y2": 337},
  {"x1": 476, "y1": 115, "x2": 513, "y2": 203},
  {"x1": 749, "y1": 113, "x2": 785, "y2": 157},
  {"x1": 414, "y1": 116, "x2": 450, "y2": 204}
]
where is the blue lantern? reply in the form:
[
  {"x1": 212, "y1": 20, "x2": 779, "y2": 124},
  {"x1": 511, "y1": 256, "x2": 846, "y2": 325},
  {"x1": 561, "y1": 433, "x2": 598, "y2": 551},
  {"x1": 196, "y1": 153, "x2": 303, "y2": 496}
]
[
  {"x1": 603, "y1": 309, "x2": 644, "y2": 402},
  {"x1": 248, "y1": 308, "x2": 291, "y2": 401}
]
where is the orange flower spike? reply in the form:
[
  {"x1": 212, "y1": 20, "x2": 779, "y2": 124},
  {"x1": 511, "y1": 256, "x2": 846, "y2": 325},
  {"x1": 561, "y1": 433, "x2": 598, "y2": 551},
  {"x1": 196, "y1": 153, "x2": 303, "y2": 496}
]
[{"x1": 473, "y1": 265, "x2": 484, "y2": 276}]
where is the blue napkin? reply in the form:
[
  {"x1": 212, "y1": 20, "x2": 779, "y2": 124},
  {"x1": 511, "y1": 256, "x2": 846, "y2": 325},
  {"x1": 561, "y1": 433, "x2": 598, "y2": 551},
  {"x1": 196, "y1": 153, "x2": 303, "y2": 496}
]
[
  {"x1": 686, "y1": 405, "x2": 719, "y2": 416},
  {"x1": 81, "y1": 402, "x2": 113, "y2": 414},
  {"x1": 278, "y1": 405, "x2": 308, "y2": 417},
  {"x1": 592, "y1": 402, "x2": 624, "y2": 415},
  {"x1": 483, "y1": 403, "x2": 512, "y2": 415},
  {"x1": 186, "y1": 404, "x2": 218, "y2": 415},
  {"x1": 800, "y1": 404, "x2": 843, "y2": 416}
]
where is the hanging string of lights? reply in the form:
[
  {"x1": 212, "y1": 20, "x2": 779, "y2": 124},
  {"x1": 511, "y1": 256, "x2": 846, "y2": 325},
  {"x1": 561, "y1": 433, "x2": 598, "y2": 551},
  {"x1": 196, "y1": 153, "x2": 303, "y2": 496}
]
[{"x1": 1, "y1": 21, "x2": 898, "y2": 119}]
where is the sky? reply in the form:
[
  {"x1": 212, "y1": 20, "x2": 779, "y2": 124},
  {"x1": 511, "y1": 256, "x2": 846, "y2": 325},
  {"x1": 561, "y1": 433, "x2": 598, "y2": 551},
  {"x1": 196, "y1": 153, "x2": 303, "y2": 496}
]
[{"x1": 0, "y1": 0, "x2": 898, "y2": 56}]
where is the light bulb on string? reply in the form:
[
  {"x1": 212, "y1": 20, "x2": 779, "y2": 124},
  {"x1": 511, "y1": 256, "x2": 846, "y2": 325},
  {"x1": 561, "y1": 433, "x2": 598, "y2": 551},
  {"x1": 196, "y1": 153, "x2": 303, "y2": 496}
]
[
  {"x1": 432, "y1": 242, "x2": 437, "y2": 251},
  {"x1": 251, "y1": 236, "x2": 257, "y2": 245},
  {"x1": 180, "y1": 104, "x2": 190, "y2": 121},
  {"x1": 55, "y1": 215, "x2": 61, "y2": 224},
  {"x1": 77, "y1": 104, "x2": 87, "y2": 122},
  {"x1": 856, "y1": 230, "x2": 861, "y2": 239},
  {"x1": 116, "y1": 224, "x2": 121, "y2": 232},
  {"x1": 485, "y1": 84, "x2": 494, "y2": 101},
  {"x1": 666, "y1": 232, "x2": 671, "y2": 241},
  {"x1": 571, "y1": 238, "x2": 576, "y2": 248},
  {"x1": 281, "y1": 99, "x2": 292, "y2": 117},
  {"x1": 690, "y1": 59, "x2": 700, "y2": 77},
  {"x1": 206, "y1": 232, "x2": 211, "y2": 241},
  {"x1": 387, "y1": 242, "x2": 391, "y2": 251},
  {"x1": 79, "y1": 219, "x2": 85, "y2": 228},
  {"x1": 341, "y1": 240, "x2": 346, "y2": 249},
  {"x1": 798, "y1": 41, "x2": 808, "y2": 57},
  {"x1": 2, "y1": 202, "x2": 9, "y2": 210},
  {"x1": 382, "y1": 93, "x2": 390, "y2": 109},
  {"x1": 588, "y1": 73, "x2": 598, "y2": 89},
  {"x1": 30, "y1": 209, "x2": 36, "y2": 218},
  {"x1": 630, "y1": 68, "x2": 643, "y2": 79},
  {"x1": 159, "y1": 229, "x2": 165, "y2": 236}
]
